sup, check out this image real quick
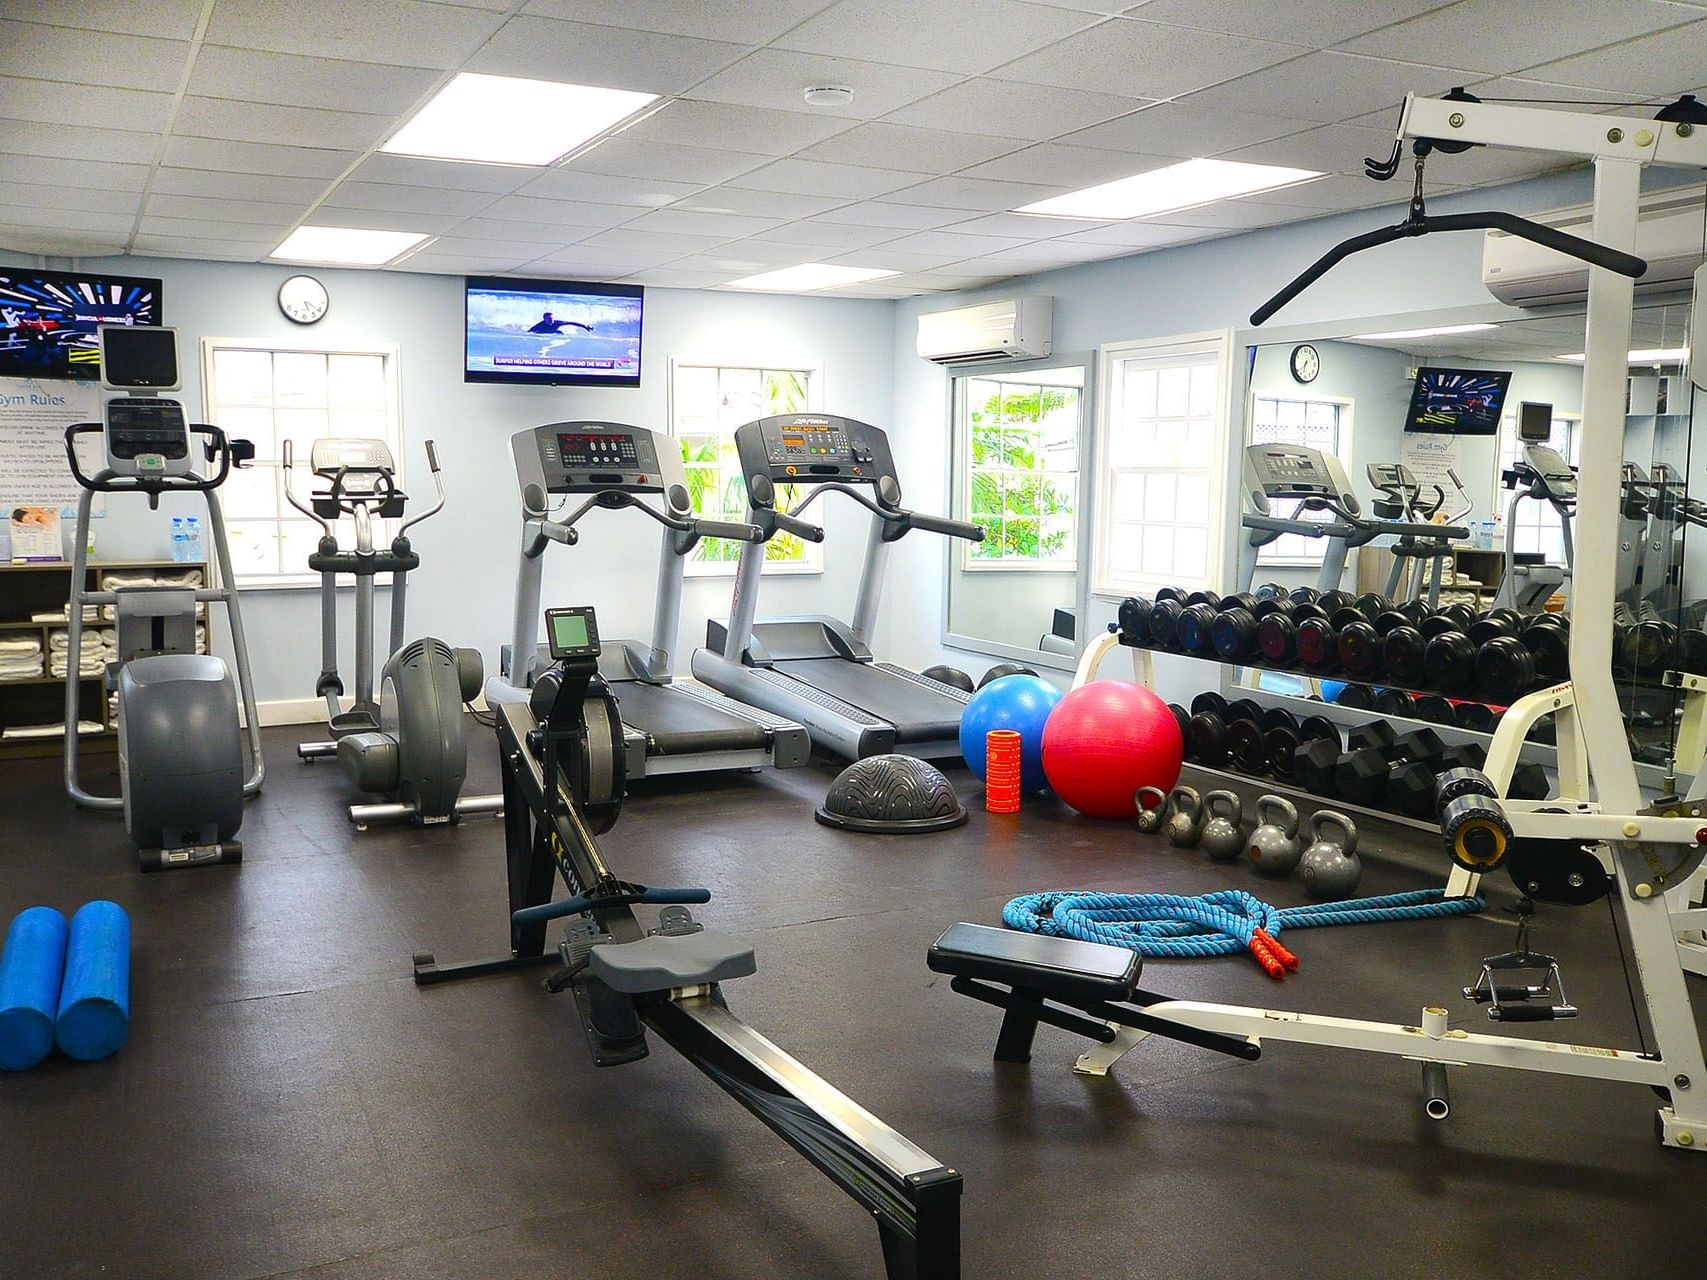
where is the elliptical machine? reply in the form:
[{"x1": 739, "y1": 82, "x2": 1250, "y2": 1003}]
[
  {"x1": 1368, "y1": 462, "x2": 1471, "y2": 606},
  {"x1": 1492, "y1": 442, "x2": 1576, "y2": 613},
  {"x1": 283, "y1": 437, "x2": 500, "y2": 829},
  {"x1": 63, "y1": 324, "x2": 265, "y2": 871}
]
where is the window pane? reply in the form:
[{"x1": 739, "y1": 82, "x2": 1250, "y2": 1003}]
[
  {"x1": 1039, "y1": 517, "x2": 1074, "y2": 559},
  {"x1": 223, "y1": 458, "x2": 278, "y2": 520},
  {"x1": 328, "y1": 354, "x2": 385, "y2": 409},
  {"x1": 1188, "y1": 362, "x2": 1217, "y2": 416},
  {"x1": 276, "y1": 408, "x2": 330, "y2": 459},
  {"x1": 218, "y1": 405, "x2": 276, "y2": 457},
  {"x1": 717, "y1": 367, "x2": 762, "y2": 429},
  {"x1": 1142, "y1": 524, "x2": 1175, "y2": 575},
  {"x1": 273, "y1": 352, "x2": 328, "y2": 407},
  {"x1": 1174, "y1": 526, "x2": 1208, "y2": 580},
  {"x1": 1112, "y1": 472, "x2": 1145, "y2": 519},
  {"x1": 225, "y1": 520, "x2": 282, "y2": 578},
  {"x1": 1124, "y1": 367, "x2": 1157, "y2": 419},
  {"x1": 1107, "y1": 522, "x2": 1144, "y2": 576},
  {"x1": 1111, "y1": 417, "x2": 1154, "y2": 467},
  {"x1": 763, "y1": 369, "x2": 809, "y2": 413},
  {"x1": 1157, "y1": 366, "x2": 1189, "y2": 417},
  {"x1": 1177, "y1": 472, "x2": 1210, "y2": 514},
  {"x1": 1145, "y1": 473, "x2": 1176, "y2": 522},
  {"x1": 214, "y1": 349, "x2": 272, "y2": 405},
  {"x1": 329, "y1": 407, "x2": 388, "y2": 439},
  {"x1": 674, "y1": 366, "x2": 717, "y2": 433}
]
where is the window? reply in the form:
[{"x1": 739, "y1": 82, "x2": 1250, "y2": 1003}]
[
  {"x1": 1092, "y1": 332, "x2": 1232, "y2": 597},
  {"x1": 201, "y1": 340, "x2": 402, "y2": 587},
  {"x1": 1495, "y1": 409, "x2": 1579, "y2": 562},
  {"x1": 1250, "y1": 395, "x2": 1350, "y2": 565},
  {"x1": 669, "y1": 361, "x2": 823, "y2": 575},
  {"x1": 959, "y1": 370, "x2": 1080, "y2": 569}
]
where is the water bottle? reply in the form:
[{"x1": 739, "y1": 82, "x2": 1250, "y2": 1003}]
[
  {"x1": 171, "y1": 517, "x2": 186, "y2": 563},
  {"x1": 185, "y1": 516, "x2": 204, "y2": 564}
]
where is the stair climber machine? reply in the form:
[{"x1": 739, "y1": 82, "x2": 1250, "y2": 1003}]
[
  {"x1": 413, "y1": 604, "x2": 961, "y2": 1277},
  {"x1": 693, "y1": 413, "x2": 987, "y2": 761},
  {"x1": 1236, "y1": 443, "x2": 1467, "y2": 595},
  {"x1": 283, "y1": 437, "x2": 502, "y2": 830},
  {"x1": 1491, "y1": 442, "x2": 1577, "y2": 613},
  {"x1": 489, "y1": 422, "x2": 811, "y2": 778},
  {"x1": 63, "y1": 324, "x2": 265, "y2": 871},
  {"x1": 1368, "y1": 462, "x2": 1471, "y2": 606}
]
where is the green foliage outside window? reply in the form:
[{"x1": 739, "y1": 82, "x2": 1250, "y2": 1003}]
[
  {"x1": 966, "y1": 380, "x2": 1078, "y2": 563},
  {"x1": 679, "y1": 367, "x2": 814, "y2": 565}
]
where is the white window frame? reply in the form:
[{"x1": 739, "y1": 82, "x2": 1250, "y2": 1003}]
[
  {"x1": 1495, "y1": 407, "x2": 1580, "y2": 563},
  {"x1": 667, "y1": 357, "x2": 825, "y2": 578},
  {"x1": 200, "y1": 337, "x2": 404, "y2": 590},
  {"x1": 1248, "y1": 392, "x2": 1354, "y2": 568},
  {"x1": 1092, "y1": 330, "x2": 1234, "y2": 599},
  {"x1": 954, "y1": 369, "x2": 1082, "y2": 573}
]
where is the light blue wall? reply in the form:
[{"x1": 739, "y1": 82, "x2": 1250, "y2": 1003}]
[{"x1": 0, "y1": 252, "x2": 896, "y2": 704}]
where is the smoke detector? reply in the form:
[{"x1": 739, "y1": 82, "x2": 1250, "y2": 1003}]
[{"x1": 803, "y1": 85, "x2": 854, "y2": 107}]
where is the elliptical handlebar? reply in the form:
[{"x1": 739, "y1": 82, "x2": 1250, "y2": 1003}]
[
  {"x1": 400, "y1": 439, "x2": 446, "y2": 536},
  {"x1": 64, "y1": 421, "x2": 236, "y2": 494},
  {"x1": 281, "y1": 439, "x2": 334, "y2": 535}
]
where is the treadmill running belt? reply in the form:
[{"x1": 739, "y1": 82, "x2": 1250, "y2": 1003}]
[
  {"x1": 771, "y1": 658, "x2": 964, "y2": 743},
  {"x1": 609, "y1": 679, "x2": 769, "y2": 756}
]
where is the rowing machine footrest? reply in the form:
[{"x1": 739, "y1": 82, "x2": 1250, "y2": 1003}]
[
  {"x1": 927, "y1": 922, "x2": 1141, "y2": 1002},
  {"x1": 588, "y1": 929, "x2": 755, "y2": 994}
]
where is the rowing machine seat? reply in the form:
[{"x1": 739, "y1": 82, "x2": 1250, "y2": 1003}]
[
  {"x1": 589, "y1": 930, "x2": 756, "y2": 994},
  {"x1": 928, "y1": 922, "x2": 1141, "y2": 1003}
]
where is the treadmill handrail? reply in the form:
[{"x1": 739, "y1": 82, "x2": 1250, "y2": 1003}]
[{"x1": 786, "y1": 481, "x2": 983, "y2": 542}]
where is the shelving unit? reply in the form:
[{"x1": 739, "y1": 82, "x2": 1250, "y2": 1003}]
[{"x1": 0, "y1": 559, "x2": 208, "y2": 760}]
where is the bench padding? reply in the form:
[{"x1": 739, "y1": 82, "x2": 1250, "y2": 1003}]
[{"x1": 928, "y1": 922, "x2": 1140, "y2": 1003}]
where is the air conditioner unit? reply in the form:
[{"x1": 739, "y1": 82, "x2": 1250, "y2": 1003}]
[
  {"x1": 916, "y1": 296, "x2": 1052, "y2": 365},
  {"x1": 1483, "y1": 186, "x2": 1706, "y2": 307}
]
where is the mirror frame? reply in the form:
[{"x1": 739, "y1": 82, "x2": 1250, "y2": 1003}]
[{"x1": 940, "y1": 349, "x2": 1098, "y2": 672}]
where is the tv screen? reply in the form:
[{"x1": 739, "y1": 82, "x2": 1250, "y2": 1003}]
[
  {"x1": 0, "y1": 270, "x2": 164, "y2": 381},
  {"x1": 464, "y1": 276, "x2": 643, "y2": 387},
  {"x1": 1404, "y1": 367, "x2": 1512, "y2": 435}
]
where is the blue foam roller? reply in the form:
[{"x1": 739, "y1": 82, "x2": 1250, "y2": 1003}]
[
  {"x1": 56, "y1": 901, "x2": 130, "y2": 1063},
  {"x1": 0, "y1": 906, "x2": 70, "y2": 1071}
]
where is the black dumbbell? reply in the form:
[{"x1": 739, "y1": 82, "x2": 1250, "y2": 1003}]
[
  {"x1": 1391, "y1": 741, "x2": 1487, "y2": 817},
  {"x1": 1437, "y1": 603, "x2": 1476, "y2": 631},
  {"x1": 1221, "y1": 592, "x2": 1260, "y2": 615},
  {"x1": 1296, "y1": 615, "x2": 1339, "y2": 673},
  {"x1": 1678, "y1": 628, "x2": 1707, "y2": 675},
  {"x1": 1319, "y1": 590, "x2": 1357, "y2": 614},
  {"x1": 1156, "y1": 586, "x2": 1189, "y2": 604},
  {"x1": 1373, "y1": 688, "x2": 1416, "y2": 718},
  {"x1": 1335, "y1": 683, "x2": 1375, "y2": 710},
  {"x1": 1412, "y1": 694, "x2": 1456, "y2": 726},
  {"x1": 1267, "y1": 713, "x2": 1338, "y2": 781},
  {"x1": 1336, "y1": 612, "x2": 1384, "y2": 680},
  {"x1": 1148, "y1": 597, "x2": 1184, "y2": 649},
  {"x1": 1293, "y1": 737, "x2": 1343, "y2": 797},
  {"x1": 1424, "y1": 628, "x2": 1478, "y2": 694},
  {"x1": 1117, "y1": 596, "x2": 1152, "y2": 645},
  {"x1": 1338, "y1": 727, "x2": 1445, "y2": 808},
  {"x1": 1176, "y1": 602, "x2": 1219, "y2": 656},
  {"x1": 1521, "y1": 614, "x2": 1570, "y2": 681},
  {"x1": 1184, "y1": 694, "x2": 1261, "y2": 767},
  {"x1": 1210, "y1": 604, "x2": 1260, "y2": 662},
  {"x1": 1289, "y1": 586, "x2": 1321, "y2": 605},
  {"x1": 1254, "y1": 582, "x2": 1288, "y2": 602},
  {"x1": 1226, "y1": 715, "x2": 1270, "y2": 775},
  {"x1": 1469, "y1": 609, "x2": 1522, "y2": 647},
  {"x1": 1168, "y1": 703, "x2": 1190, "y2": 746},
  {"x1": 1453, "y1": 702, "x2": 1500, "y2": 734},
  {"x1": 1185, "y1": 589, "x2": 1222, "y2": 610},
  {"x1": 1398, "y1": 598, "x2": 1433, "y2": 625},
  {"x1": 1356, "y1": 592, "x2": 1393, "y2": 618},
  {"x1": 1348, "y1": 721, "x2": 1398, "y2": 754}
]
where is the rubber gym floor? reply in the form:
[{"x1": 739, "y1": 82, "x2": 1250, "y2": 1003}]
[{"x1": 4, "y1": 722, "x2": 1705, "y2": 1280}]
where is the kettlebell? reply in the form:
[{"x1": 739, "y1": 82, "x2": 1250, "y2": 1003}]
[
  {"x1": 1134, "y1": 785, "x2": 1169, "y2": 835},
  {"x1": 1299, "y1": 811, "x2": 1362, "y2": 900},
  {"x1": 1246, "y1": 795, "x2": 1303, "y2": 878},
  {"x1": 1164, "y1": 786, "x2": 1204, "y2": 848},
  {"x1": 1199, "y1": 790, "x2": 1244, "y2": 862}
]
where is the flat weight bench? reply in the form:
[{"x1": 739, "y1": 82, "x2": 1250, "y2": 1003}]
[{"x1": 928, "y1": 923, "x2": 1262, "y2": 1073}]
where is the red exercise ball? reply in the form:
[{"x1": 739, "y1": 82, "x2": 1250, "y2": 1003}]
[{"x1": 1042, "y1": 681, "x2": 1184, "y2": 819}]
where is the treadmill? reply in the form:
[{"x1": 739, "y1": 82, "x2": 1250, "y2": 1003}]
[
  {"x1": 489, "y1": 421, "x2": 812, "y2": 777},
  {"x1": 692, "y1": 413, "x2": 986, "y2": 760}
]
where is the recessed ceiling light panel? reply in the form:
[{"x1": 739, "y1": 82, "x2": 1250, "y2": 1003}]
[
  {"x1": 270, "y1": 226, "x2": 430, "y2": 266},
  {"x1": 1016, "y1": 158, "x2": 1324, "y2": 220},
  {"x1": 1349, "y1": 323, "x2": 1500, "y2": 341},
  {"x1": 382, "y1": 72, "x2": 658, "y2": 166},
  {"x1": 728, "y1": 263, "x2": 898, "y2": 292},
  {"x1": 1556, "y1": 347, "x2": 1690, "y2": 363}
]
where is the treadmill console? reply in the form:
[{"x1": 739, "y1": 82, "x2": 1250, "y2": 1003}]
[
  {"x1": 734, "y1": 414, "x2": 897, "y2": 488},
  {"x1": 1241, "y1": 443, "x2": 1358, "y2": 516},
  {"x1": 104, "y1": 397, "x2": 192, "y2": 478},
  {"x1": 511, "y1": 421, "x2": 691, "y2": 515},
  {"x1": 1522, "y1": 444, "x2": 1577, "y2": 499}
]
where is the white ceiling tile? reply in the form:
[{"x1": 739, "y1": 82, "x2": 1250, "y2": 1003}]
[
  {"x1": 1, "y1": 183, "x2": 146, "y2": 215},
  {"x1": 392, "y1": 253, "x2": 538, "y2": 275},
  {"x1": 824, "y1": 248, "x2": 968, "y2": 270},
  {"x1": 1242, "y1": 173, "x2": 1405, "y2": 209},
  {"x1": 1520, "y1": 18, "x2": 1707, "y2": 93},
  {"x1": 946, "y1": 210, "x2": 1115, "y2": 237},
  {"x1": 132, "y1": 235, "x2": 276, "y2": 259},
  {"x1": 571, "y1": 137, "x2": 770, "y2": 185},
  {"x1": 685, "y1": 49, "x2": 959, "y2": 118},
  {"x1": 0, "y1": 154, "x2": 150, "y2": 193},
  {"x1": 172, "y1": 97, "x2": 395, "y2": 151},
  {"x1": 774, "y1": 0, "x2": 1101, "y2": 74},
  {"x1": 1055, "y1": 219, "x2": 1220, "y2": 246},
  {"x1": 959, "y1": 142, "x2": 1165, "y2": 185},
  {"x1": 0, "y1": 78, "x2": 176, "y2": 131},
  {"x1": 153, "y1": 167, "x2": 331, "y2": 203},
  {"x1": 891, "y1": 271, "x2": 1005, "y2": 289},
  {"x1": 205, "y1": 0, "x2": 506, "y2": 69},
  {"x1": 3, "y1": 121, "x2": 159, "y2": 165},
  {"x1": 528, "y1": 246, "x2": 682, "y2": 270},
  {"x1": 678, "y1": 240, "x2": 842, "y2": 265},
  {"x1": 579, "y1": 227, "x2": 731, "y2": 253},
  {"x1": 976, "y1": 238, "x2": 1117, "y2": 262},
  {"x1": 877, "y1": 229, "x2": 1038, "y2": 255},
  {"x1": 673, "y1": 187, "x2": 852, "y2": 218},
  {"x1": 1144, "y1": 198, "x2": 1313, "y2": 229},
  {"x1": 300, "y1": 207, "x2": 468, "y2": 234},
  {"x1": 993, "y1": 17, "x2": 1304, "y2": 99},
  {"x1": 137, "y1": 214, "x2": 298, "y2": 241},
  {"x1": 424, "y1": 233, "x2": 596, "y2": 258},
  {"x1": 664, "y1": 252, "x2": 796, "y2": 273},
  {"x1": 824, "y1": 202, "x2": 980, "y2": 228},
  {"x1": 479, "y1": 195, "x2": 647, "y2": 225},
  {"x1": 1417, "y1": 146, "x2": 1580, "y2": 188},
  {"x1": 0, "y1": 226, "x2": 127, "y2": 256},
  {"x1": 1216, "y1": 122, "x2": 1401, "y2": 176},
  {"x1": 794, "y1": 122, "x2": 1028, "y2": 173},
  {"x1": 468, "y1": 17, "x2": 748, "y2": 94},
  {"x1": 625, "y1": 99, "x2": 855, "y2": 154},
  {"x1": 1339, "y1": 0, "x2": 1701, "y2": 77},
  {"x1": 1181, "y1": 52, "x2": 1484, "y2": 122},
  {"x1": 728, "y1": 158, "x2": 921, "y2": 199},
  {"x1": 145, "y1": 193, "x2": 314, "y2": 225},
  {"x1": 623, "y1": 208, "x2": 787, "y2": 236},
  {"x1": 746, "y1": 220, "x2": 903, "y2": 248},
  {"x1": 877, "y1": 174, "x2": 1067, "y2": 210},
  {"x1": 161, "y1": 137, "x2": 358, "y2": 180},
  {"x1": 456, "y1": 215, "x2": 630, "y2": 242},
  {"x1": 523, "y1": 0, "x2": 833, "y2": 43},
  {"x1": 886, "y1": 78, "x2": 1148, "y2": 139},
  {"x1": 1448, "y1": 75, "x2": 1637, "y2": 116},
  {"x1": 0, "y1": 206, "x2": 137, "y2": 235},
  {"x1": 347, "y1": 154, "x2": 535, "y2": 193},
  {"x1": 316, "y1": 181, "x2": 495, "y2": 215},
  {"x1": 1123, "y1": 0, "x2": 1459, "y2": 44},
  {"x1": 0, "y1": 22, "x2": 191, "y2": 94},
  {"x1": 1056, "y1": 102, "x2": 1318, "y2": 157},
  {"x1": 186, "y1": 46, "x2": 440, "y2": 114},
  {"x1": 621, "y1": 268, "x2": 742, "y2": 288},
  {"x1": 517, "y1": 169, "x2": 707, "y2": 206},
  {"x1": 3, "y1": 0, "x2": 207, "y2": 39}
]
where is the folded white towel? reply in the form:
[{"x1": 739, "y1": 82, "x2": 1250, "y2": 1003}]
[
  {"x1": 0, "y1": 636, "x2": 43, "y2": 657},
  {"x1": 2, "y1": 720, "x2": 104, "y2": 740},
  {"x1": 0, "y1": 660, "x2": 46, "y2": 679}
]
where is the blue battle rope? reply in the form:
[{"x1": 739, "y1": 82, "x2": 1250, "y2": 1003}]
[{"x1": 1003, "y1": 888, "x2": 1484, "y2": 978}]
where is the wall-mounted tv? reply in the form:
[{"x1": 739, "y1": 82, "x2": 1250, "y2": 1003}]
[
  {"x1": 0, "y1": 270, "x2": 164, "y2": 381},
  {"x1": 1403, "y1": 366, "x2": 1512, "y2": 435},
  {"x1": 464, "y1": 276, "x2": 643, "y2": 387}
]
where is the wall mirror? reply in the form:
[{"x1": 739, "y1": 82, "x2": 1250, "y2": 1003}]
[{"x1": 944, "y1": 357, "x2": 1092, "y2": 671}]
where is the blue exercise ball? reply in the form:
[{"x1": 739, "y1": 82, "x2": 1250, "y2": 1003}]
[
  {"x1": 1320, "y1": 679, "x2": 1348, "y2": 703},
  {"x1": 960, "y1": 674, "x2": 1063, "y2": 793}
]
